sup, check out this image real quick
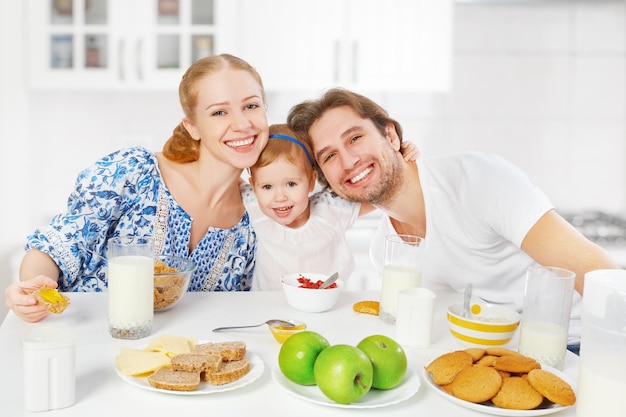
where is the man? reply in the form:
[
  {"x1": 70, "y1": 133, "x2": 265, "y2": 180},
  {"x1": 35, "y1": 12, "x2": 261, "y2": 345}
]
[{"x1": 287, "y1": 88, "x2": 620, "y2": 349}]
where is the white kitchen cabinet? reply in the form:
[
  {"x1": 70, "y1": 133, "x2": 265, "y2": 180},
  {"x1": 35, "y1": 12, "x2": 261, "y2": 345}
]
[
  {"x1": 228, "y1": 0, "x2": 452, "y2": 92},
  {"x1": 25, "y1": 0, "x2": 235, "y2": 90}
]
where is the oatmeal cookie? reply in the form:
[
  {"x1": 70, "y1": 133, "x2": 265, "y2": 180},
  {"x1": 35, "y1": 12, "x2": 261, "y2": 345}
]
[
  {"x1": 353, "y1": 300, "x2": 380, "y2": 315},
  {"x1": 475, "y1": 355, "x2": 498, "y2": 367},
  {"x1": 451, "y1": 366, "x2": 502, "y2": 403},
  {"x1": 485, "y1": 347, "x2": 523, "y2": 357},
  {"x1": 494, "y1": 355, "x2": 541, "y2": 374},
  {"x1": 527, "y1": 369, "x2": 576, "y2": 406},
  {"x1": 425, "y1": 350, "x2": 473, "y2": 386},
  {"x1": 492, "y1": 376, "x2": 544, "y2": 410},
  {"x1": 464, "y1": 348, "x2": 486, "y2": 362}
]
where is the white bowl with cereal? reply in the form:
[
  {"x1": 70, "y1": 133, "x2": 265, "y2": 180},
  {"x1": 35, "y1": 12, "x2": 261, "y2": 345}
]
[{"x1": 153, "y1": 255, "x2": 196, "y2": 312}]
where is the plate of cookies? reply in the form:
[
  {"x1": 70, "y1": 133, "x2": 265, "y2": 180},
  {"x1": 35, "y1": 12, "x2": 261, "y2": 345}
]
[
  {"x1": 115, "y1": 335, "x2": 264, "y2": 395},
  {"x1": 423, "y1": 347, "x2": 577, "y2": 416}
]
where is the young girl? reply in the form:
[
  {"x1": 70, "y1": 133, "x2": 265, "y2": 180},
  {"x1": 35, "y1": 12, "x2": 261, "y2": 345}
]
[{"x1": 241, "y1": 124, "x2": 418, "y2": 290}]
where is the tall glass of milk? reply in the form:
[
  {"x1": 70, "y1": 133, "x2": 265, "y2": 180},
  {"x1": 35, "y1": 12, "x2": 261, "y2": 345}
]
[
  {"x1": 576, "y1": 269, "x2": 626, "y2": 417},
  {"x1": 518, "y1": 266, "x2": 575, "y2": 370},
  {"x1": 107, "y1": 236, "x2": 154, "y2": 339},
  {"x1": 379, "y1": 234, "x2": 425, "y2": 325}
]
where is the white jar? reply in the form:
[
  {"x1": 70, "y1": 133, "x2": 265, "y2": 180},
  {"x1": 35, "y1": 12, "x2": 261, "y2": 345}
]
[{"x1": 22, "y1": 327, "x2": 76, "y2": 411}]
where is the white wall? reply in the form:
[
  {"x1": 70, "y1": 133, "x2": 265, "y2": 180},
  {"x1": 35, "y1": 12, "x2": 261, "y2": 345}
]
[
  {"x1": 0, "y1": 0, "x2": 29, "y2": 321},
  {"x1": 266, "y1": 1, "x2": 626, "y2": 215},
  {"x1": 18, "y1": 1, "x2": 626, "y2": 225},
  {"x1": 440, "y1": 1, "x2": 626, "y2": 213},
  {"x1": 2, "y1": 1, "x2": 626, "y2": 313}
]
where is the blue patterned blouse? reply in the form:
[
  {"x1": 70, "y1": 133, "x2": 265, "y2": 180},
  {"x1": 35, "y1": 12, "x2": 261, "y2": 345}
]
[{"x1": 25, "y1": 147, "x2": 256, "y2": 292}]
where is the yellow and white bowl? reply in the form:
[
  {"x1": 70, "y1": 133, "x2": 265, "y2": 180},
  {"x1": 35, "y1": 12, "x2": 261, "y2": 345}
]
[{"x1": 447, "y1": 302, "x2": 520, "y2": 347}]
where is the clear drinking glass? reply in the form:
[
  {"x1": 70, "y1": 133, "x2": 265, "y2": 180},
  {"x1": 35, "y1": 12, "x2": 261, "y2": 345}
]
[
  {"x1": 379, "y1": 234, "x2": 425, "y2": 325},
  {"x1": 518, "y1": 265, "x2": 575, "y2": 370},
  {"x1": 107, "y1": 236, "x2": 154, "y2": 339}
]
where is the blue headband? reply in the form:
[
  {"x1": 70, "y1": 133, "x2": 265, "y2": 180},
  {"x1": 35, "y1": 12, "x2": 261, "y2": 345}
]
[{"x1": 269, "y1": 134, "x2": 314, "y2": 166}]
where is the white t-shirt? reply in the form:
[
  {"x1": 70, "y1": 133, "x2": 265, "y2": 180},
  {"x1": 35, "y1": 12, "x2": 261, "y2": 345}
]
[
  {"x1": 241, "y1": 183, "x2": 361, "y2": 291},
  {"x1": 370, "y1": 152, "x2": 583, "y2": 343}
]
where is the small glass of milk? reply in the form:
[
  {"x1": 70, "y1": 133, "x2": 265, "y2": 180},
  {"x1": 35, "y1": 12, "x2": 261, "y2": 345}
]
[
  {"x1": 379, "y1": 234, "x2": 425, "y2": 325},
  {"x1": 518, "y1": 265, "x2": 575, "y2": 370}
]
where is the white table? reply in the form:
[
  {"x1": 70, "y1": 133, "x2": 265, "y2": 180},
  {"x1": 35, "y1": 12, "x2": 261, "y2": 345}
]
[{"x1": 0, "y1": 290, "x2": 579, "y2": 416}]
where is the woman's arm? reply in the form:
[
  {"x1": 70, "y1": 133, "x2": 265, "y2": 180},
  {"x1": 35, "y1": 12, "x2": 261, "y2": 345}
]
[{"x1": 19, "y1": 249, "x2": 62, "y2": 282}]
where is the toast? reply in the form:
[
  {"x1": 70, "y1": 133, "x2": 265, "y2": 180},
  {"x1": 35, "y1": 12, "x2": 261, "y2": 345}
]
[
  {"x1": 32, "y1": 286, "x2": 70, "y2": 314},
  {"x1": 147, "y1": 367, "x2": 200, "y2": 391},
  {"x1": 203, "y1": 358, "x2": 250, "y2": 385},
  {"x1": 171, "y1": 353, "x2": 222, "y2": 373},
  {"x1": 193, "y1": 341, "x2": 246, "y2": 361}
]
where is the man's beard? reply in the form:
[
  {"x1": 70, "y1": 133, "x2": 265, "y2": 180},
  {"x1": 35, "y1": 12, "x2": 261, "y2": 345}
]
[{"x1": 340, "y1": 152, "x2": 405, "y2": 206}]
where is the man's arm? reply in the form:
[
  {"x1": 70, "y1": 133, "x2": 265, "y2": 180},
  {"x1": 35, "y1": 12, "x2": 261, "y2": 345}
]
[{"x1": 521, "y1": 209, "x2": 621, "y2": 295}]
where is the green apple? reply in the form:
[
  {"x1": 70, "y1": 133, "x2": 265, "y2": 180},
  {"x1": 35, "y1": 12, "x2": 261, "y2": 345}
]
[
  {"x1": 356, "y1": 334, "x2": 407, "y2": 389},
  {"x1": 278, "y1": 331, "x2": 330, "y2": 385},
  {"x1": 313, "y1": 344, "x2": 373, "y2": 404}
]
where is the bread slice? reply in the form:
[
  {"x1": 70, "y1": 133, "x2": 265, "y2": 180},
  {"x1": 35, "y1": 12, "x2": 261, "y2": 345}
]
[
  {"x1": 203, "y1": 358, "x2": 250, "y2": 385},
  {"x1": 171, "y1": 353, "x2": 222, "y2": 373},
  {"x1": 193, "y1": 341, "x2": 246, "y2": 361},
  {"x1": 32, "y1": 286, "x2": 70, "y2": 314},
  {"x1": 147, "y1": 368, "x2": 200, "y2": 391}
]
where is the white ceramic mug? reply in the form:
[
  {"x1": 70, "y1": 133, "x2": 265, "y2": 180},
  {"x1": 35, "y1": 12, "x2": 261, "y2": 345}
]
[{"x1": 395, "y1": 287, "x2": 436, "y2": 348}]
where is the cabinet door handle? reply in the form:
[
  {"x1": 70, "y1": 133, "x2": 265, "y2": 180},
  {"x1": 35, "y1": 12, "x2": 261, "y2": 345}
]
[
  {"x1": 136, "y1": 39, "x2": 143, "y2": 81},
  {"x1": 334, "y1": 40, "x2": 340, "y2": 83},
  {"x1": 352, "y1": 41, "x2": 358, "y2": 83},
  {"x1": 118, "y1": 39, "x2": 125, "y2": 82}
]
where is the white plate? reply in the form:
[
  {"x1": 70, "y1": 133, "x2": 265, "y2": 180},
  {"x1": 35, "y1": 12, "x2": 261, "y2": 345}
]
[
  {"x1": 272, "y1": 366, "x2": 420, "y2": 409},
  {"x1": 422, "y1": 365, "x2": 576, "y2": 416},
  {"x1": 117, "y1": 351, "x2": 264, "y2": 396}
]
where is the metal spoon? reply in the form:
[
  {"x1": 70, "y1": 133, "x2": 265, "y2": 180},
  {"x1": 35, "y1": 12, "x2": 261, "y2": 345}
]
[
  {"x1": 212, "y1": 319, "x2": 296, "y2": 332},
  {"x1": 318, "y1": 272, "x2": 339, "y2": 289},
  {"x1": 463, "y1": 283, "x2": 473, "y2": 318}
]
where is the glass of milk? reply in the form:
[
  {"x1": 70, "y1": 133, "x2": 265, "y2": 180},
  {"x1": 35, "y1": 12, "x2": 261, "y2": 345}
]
[
  {"x1": 379, "y1": 234, "x2": 425, "y2": 325},
  {"x1": 107, "y1": 236, "x2": 154, "y2": 339},
  {"x1": 518, "y1": 266, "x2": 575, "y2": 370}
]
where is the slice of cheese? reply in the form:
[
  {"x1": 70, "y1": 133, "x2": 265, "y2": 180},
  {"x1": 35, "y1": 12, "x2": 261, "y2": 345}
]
[
  {"x1": 145, "y1": 335, "x2": 197, "y2": 357},
  {"x1": 116, "y1": 350, "x2": 171, "y2": 376}
]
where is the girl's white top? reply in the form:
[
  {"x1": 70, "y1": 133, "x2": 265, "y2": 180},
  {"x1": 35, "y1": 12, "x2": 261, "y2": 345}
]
[{"x1": 241, "y1": 183, "x2": 360, "y2": 291}]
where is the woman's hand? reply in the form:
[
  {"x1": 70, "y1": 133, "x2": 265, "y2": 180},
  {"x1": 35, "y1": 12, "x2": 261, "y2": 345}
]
[{"x1": 5, "y1": 276, "x2": 58, "y2": 323}]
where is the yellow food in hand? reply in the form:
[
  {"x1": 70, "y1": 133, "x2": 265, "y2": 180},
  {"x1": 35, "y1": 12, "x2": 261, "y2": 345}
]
[{"x1": 32, "y1": 286, "x2": 70, "y2": 314}]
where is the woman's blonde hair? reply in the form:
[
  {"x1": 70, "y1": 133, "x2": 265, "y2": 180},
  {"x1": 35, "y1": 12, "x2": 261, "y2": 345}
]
[
  {"x1": 251, "y1": 124, "x2": 315, "y2": 181},
  {"x1": 163, "y1": 54, "x2": 265, "y2": 163}
]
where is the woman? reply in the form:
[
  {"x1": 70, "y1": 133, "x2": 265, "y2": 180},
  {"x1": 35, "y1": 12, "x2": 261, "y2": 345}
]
[{"x1": 5, "y1": 54, "x2": 269, "y2": 322}]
